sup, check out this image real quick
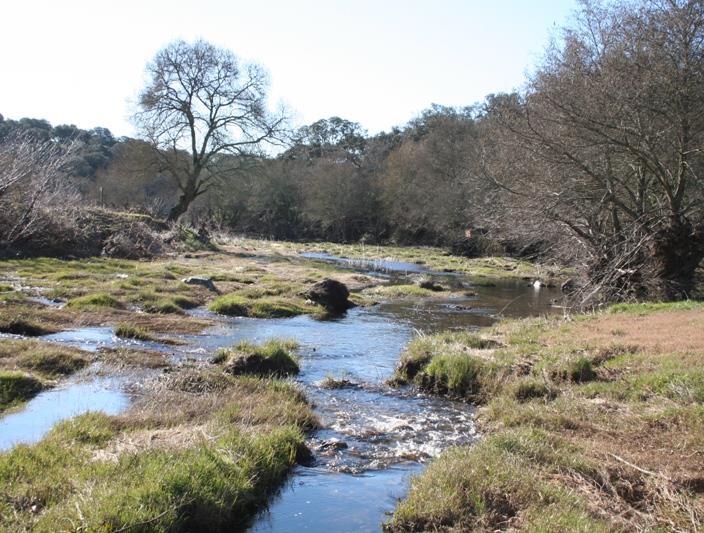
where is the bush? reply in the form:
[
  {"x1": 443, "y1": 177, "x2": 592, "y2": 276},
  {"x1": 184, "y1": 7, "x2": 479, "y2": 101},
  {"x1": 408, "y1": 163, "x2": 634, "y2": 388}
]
[{"x1": 101, "y1": 220, "x2": 163, "y2": 259}]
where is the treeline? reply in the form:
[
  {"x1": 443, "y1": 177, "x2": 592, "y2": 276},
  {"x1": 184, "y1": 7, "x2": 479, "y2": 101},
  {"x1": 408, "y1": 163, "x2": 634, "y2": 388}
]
[
  {"x1": 1, "y1": 0, "x2": 702, "y2": 304},
  {"x1": 0, "y1": 107, "x2": 491, "y2": 250}
]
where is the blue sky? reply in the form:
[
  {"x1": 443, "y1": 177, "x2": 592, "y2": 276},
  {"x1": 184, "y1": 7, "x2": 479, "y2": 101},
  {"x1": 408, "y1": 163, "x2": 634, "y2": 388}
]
[{"x1": 1, "y1": 0, "x2": 577, "y2": 137}]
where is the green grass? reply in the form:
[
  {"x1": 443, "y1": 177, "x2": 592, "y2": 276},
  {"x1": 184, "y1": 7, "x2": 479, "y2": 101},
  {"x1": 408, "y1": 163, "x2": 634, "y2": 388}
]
[
  {"x1": 366, "y1": 284, "x2": 438, "y2": 298},
  {"x1": 0, "y1": 338, "x2": 90, "y2": 378},
  {"x1": 214, "y1": 339, "x2": 300, "y2": 377},
  {"x1": 392, "y1": 331, "x2": 502, "y2": 398},
  {"x1": 66, "y1": 292, "x2": 122, "y2": 310},
  {"x1": 608, "y1": 300, "x2": 704, "y2": 314},
  {"x1": 0, "y1": 416, "x2": 303, "y2": 531},
  {"x1": 208, "y1": 294, "x2": 314, "y2": 318},
  {"x1": 386, "y1": 428, "x2": 605, "y2": 532},
  {"x1": 0, "y1": 284, "x2": 14, "y2": 292},
  {"x1": 0, "y1": 372, "x2": 316, "y2": 531},
  {"x1": 144, "y1": 299, "x2": 184, "y2": 314},
  {"x1": 0, "y1": 371, "x2": 44, "y2": 411},
  {"x1": 387, "y1": 302, "x2": 704, "y2": 531},
  {"x1": 114, "y1": 323, "x2": 156, "y2": 341}
]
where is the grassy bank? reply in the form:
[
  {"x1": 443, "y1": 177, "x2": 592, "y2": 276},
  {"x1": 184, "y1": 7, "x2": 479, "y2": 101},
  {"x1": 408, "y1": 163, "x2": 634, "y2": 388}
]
[
  {"x1": 388, "y1": 302, "x2": 704, "y2": 531},
  {"x1": 0, "y1": 367, "x2": 318, "y2": 531},
  {"x1": 0, "y1": 339, "x2": 91, "y2": 411},
  {"x1": 0, "y1": 240, "x2": 381, "y2": 336},
  {"x1": 228, "y1": 237, "x2": 567, "y2": 281}
]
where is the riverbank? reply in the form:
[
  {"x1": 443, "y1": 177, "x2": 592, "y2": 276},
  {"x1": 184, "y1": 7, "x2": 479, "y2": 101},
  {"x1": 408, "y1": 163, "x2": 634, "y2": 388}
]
[
  {"x1": 0, "y1": 368, "x2": 317, "y2": 531},
  {"x1": 222, "y1": 237, "x2": 567, "y2": 282},
  {"x1": 0, "y1": 239, "x2": 568, "y2": 530},
  {"x1": 387, "y1": 301, "x2": 704, "y2": 531}
]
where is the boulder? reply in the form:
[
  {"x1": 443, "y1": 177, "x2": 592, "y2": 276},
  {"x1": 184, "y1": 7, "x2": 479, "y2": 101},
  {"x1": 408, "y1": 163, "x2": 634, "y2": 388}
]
[
  {"x1": 302, "y1": 279, "x2": 355, "y2": 313},
  {"x1": 182, "y1": 276, "x2": 219, "y2": 293}
]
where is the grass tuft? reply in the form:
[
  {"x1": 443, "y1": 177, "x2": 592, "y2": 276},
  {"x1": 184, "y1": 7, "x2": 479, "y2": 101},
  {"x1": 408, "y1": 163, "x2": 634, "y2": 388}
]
[
  {"x1": 214, "y1": 339, "x2": 300, "y2": 377},
  {"x1": 114, "y1": 323, "x2": 156, "y2": 341},
  {"x1": 66, "y1": 293, "x2": 122, "y2": 310},
  {"x1": 0, "y1": 371, "x2": 44, "y2": 411}
]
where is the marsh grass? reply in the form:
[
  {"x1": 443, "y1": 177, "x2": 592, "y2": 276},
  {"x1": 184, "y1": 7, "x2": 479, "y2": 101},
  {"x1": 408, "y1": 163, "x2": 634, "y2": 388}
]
[
  {"x1": 209, "y1": 293, "x2": 317, "y2": 318},
  {"x1": 0, "y1": 371, "x2": 44, "y2": 411},
  {"x1": 0, "y1": 339, "x2": 89, "y2": 378},
  {"x1": 0, "y1": 316, "x2": 54, "y2": 336},
  {"x1": 114, "y1": 323, "x2": 156, "y2": 341},
  {"x1": 0, "y1": 371, "x2": 317, "y2": 531},
  {"x1": 214, "y1": 339, "x2": 300, "y2": 377},
  {"x1": 387, "y1": 303, "x2": 704, "y2": 531},
  {"x1": 365, "y1": 284, "x2": 438, "y2": 298},
  {"x1": 66, "y1": 292, "x2": 122, "y2": 310},
  {"x1": 0, "y1": 339, "x2": 90, "y2": 409}
]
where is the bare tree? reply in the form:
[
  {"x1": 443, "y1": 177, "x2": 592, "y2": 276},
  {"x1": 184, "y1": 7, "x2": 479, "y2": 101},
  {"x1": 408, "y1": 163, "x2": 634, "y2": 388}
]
[
  {"x1": 0, "y1": 135, "x2": 80, "y2": 252},
  {"x1": 483, "y1": 0, "x2": 704, "y2": 302},
  {"x1": 133, "y1": 40, "x2": 287, "y2": 221}
]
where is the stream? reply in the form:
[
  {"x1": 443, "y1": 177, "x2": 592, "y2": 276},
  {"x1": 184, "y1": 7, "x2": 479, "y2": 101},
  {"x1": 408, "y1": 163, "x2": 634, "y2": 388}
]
[{"x1": 0, "y1": 252, "x2": 560, "y2": 530}]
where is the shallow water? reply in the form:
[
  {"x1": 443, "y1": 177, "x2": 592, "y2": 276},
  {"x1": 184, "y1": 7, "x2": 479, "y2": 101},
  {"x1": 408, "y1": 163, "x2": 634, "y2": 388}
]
[
  {"x1": 181, "y1": 261, "x2": 559, "y2": 530},
  {"x1": 299, "y1": 251, "x2": 431, "y2": 275},
  {"x1": 0, "y1": 376, "x2": 129, "y2": 451},
  {"x1": 0, "y1": 252, "x2": 561, "y2": 530}
]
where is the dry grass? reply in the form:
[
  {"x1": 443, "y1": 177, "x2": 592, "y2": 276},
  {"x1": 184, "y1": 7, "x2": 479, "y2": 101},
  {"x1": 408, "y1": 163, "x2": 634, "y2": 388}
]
[
  {"x1": 0, "y1": 366, "x2": 319, "y2": 531},
  {"x1": 388, "y1": 303, "x2": 704, "y2": 531}
]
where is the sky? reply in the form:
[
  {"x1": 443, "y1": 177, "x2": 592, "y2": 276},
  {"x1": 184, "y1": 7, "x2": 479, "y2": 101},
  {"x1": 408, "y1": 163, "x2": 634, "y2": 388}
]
[{"x1": 0, "y1": 0, "x2": 578, "y2": 138}]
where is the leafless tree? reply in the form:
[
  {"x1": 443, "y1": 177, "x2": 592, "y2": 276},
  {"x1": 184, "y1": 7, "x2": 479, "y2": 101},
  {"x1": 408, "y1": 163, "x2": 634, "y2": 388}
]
[
  {"x1": 133, "y1": 39, "x2": 288, "y2": 221},
  {"x1": 0, "y1": 135, "x2": 80, "y2": 252},
  {"x1": 483, "y1": 0, "x2": 704, "y2": 302}
]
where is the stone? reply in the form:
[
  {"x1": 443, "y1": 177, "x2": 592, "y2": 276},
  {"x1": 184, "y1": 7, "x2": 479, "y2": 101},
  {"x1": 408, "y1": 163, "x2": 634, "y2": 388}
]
[
  {"x1": 302, "y1": 279, "x2": 355, "y2": 313},
  {"x1": 182, "y1": 276, "x2": 218, "y2": 293}
]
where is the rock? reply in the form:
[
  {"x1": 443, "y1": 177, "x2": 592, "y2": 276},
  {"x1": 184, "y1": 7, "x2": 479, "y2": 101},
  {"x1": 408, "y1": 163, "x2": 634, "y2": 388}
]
[
  {"x1": 561, "y1": 278, "x2": 577, "y2": 293},
  {"x1": 182, "y1": 276, "x2": 219, "y2": 293},
  {"x1": 317, "y1": 439, "x2": 348, "y2": 452},
  {"x1": 416, "y1": 278, "x2": 444, "y2": 291},
  {"x1": 302, "y1": 279, "x2": 355, "y2": 313}
]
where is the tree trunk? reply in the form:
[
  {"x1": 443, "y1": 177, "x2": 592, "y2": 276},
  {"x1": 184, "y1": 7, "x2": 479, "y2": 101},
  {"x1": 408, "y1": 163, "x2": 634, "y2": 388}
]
[{"x1": 167, "y1": 178, "x2": 198, "y2": 222}]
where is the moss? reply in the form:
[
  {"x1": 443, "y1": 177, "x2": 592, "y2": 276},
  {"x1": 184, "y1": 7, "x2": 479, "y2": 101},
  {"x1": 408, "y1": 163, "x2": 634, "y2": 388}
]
[
  {"x1": 66, "y1": 293, "x2": 122, "y2": 310},
  {"x1": 0, "y1": 371, "x2": 44, "y2": 411},
  {"x1": 0, "y1": 284, "x2": 14, "y2": 292}
]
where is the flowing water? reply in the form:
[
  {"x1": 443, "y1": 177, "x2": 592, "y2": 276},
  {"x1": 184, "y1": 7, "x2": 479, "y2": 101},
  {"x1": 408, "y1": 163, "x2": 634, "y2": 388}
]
[{"x1": 0, "y1": 253, "x2": 561, "y2": 530}]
